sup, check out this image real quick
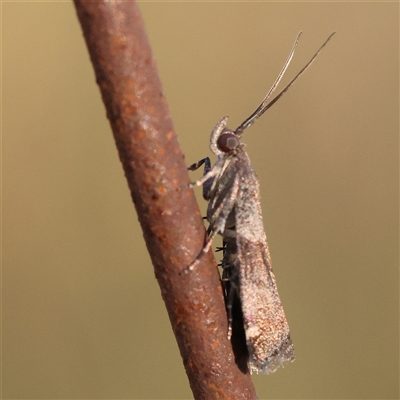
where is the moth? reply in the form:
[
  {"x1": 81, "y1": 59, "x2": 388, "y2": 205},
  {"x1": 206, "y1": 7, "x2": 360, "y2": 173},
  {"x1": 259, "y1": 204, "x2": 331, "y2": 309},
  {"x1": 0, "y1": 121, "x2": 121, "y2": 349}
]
[{"x1": 184, "y1": 31, "x2": 335, "y2": 374}]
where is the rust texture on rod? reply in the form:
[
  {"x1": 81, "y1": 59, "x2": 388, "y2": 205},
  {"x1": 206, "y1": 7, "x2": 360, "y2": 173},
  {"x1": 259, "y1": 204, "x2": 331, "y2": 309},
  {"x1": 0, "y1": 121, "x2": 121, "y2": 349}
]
[{"x1": 73, "y1": 1, "x2": 257, "y2": 399}]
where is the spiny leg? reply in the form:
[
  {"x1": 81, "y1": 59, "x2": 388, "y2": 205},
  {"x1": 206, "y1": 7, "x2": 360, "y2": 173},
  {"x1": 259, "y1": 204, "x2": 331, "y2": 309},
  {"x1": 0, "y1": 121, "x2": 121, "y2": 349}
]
[{"x1": 181, "y1": 175, "x2": 239, "y2": 274}]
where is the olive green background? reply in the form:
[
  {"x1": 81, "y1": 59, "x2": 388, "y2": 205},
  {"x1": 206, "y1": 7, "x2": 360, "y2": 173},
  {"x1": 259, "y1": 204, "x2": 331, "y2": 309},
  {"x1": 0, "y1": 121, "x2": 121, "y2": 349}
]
[{"x1": 2, "y1": 1, "x2": 398, "y2": 399}]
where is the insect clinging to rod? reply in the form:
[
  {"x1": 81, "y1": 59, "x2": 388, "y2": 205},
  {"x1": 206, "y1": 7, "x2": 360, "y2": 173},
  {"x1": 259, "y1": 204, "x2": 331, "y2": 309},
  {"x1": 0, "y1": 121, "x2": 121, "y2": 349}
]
[{"x1": 184, "y1": 31, "x2": 335, "y2": 374}]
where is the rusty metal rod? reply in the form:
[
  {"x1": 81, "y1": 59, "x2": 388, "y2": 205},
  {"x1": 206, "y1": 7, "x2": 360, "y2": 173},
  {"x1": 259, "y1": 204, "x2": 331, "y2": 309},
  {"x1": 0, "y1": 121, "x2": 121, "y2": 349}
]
[{"x1": 73, "y1": 1, "x2": 257, "y2": 398}]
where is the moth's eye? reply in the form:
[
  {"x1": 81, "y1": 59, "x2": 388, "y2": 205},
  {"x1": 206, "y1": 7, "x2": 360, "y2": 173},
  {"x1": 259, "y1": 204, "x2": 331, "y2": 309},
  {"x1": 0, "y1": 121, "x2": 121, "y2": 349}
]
[{"x1": 217, "y1": 133, "x2": 240, "y2": 153}]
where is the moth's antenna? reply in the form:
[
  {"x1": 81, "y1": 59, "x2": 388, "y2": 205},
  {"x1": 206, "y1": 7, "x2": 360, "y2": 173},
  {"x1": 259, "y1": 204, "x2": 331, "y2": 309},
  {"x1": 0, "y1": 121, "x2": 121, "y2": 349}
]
[
  {"x1": 235, "y1": 31, "x2": 336, "y2": 135},
  {"x1": 235, "y1": 31, "x2": 302, "y2": 135}
]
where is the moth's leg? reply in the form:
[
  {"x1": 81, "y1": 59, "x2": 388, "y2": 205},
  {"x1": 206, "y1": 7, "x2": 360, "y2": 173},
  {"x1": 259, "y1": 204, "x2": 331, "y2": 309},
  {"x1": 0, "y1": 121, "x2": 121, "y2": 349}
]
[
  {"x1": 221, "y1": 273, "x2": 235, "y2": 340},
  {"x1": 208, "y1": 175, "x2": 239, "y2": 234},
  {"x1": 186, "y1": 157, "x2": 225, "y2": 190},
  {"x1": 207, "y1": 175, "x2": 233, "y2": 219},
  {"x1": 210, "y1": 183, "x2": 239, "y2": 336},
  {"x1": 221, "y1": 264, "x2": 235, "y2": 340},
  {"x1": 180, "y1": 229, "x2": 220, "y2": 274},
  {"x1": 181, "y1": 176, "x2": 239, "y2": 274},
  {"x1": 188, "y1": 157, "x2": 213, "y2": 200},
  {"x1": 225, "y1": 274, "x2": 238, "y2": 340},
  {"x1": 221, "y1": 227, "x2": 236, "y2": 239},
  {"x1": 188, "y1": 157, "x2": 209, "y2": 172},
  {"x1": 221, "y1": 240, "x2": 239, "y2": 340}
]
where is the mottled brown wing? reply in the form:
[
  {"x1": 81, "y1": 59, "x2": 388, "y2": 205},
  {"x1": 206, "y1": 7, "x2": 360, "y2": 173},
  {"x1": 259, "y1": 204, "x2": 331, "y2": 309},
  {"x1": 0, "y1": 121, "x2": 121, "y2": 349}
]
[{"x1": 235, "y1": 152, "x2": 294, "y2": 374}]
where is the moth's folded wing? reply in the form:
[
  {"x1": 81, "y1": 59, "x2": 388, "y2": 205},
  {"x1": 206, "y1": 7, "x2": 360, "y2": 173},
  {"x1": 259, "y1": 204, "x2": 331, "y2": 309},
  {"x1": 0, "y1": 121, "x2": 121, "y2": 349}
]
[{"x1": 235, "y1": 169, "x2": 294, "y2": 373}]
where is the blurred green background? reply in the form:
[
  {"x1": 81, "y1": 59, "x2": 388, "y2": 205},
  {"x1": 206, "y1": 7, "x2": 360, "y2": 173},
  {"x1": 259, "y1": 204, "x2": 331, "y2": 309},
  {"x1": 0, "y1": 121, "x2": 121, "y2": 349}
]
[{"x1": 2, "y1": 1, "x2": 398, "y2": 399}]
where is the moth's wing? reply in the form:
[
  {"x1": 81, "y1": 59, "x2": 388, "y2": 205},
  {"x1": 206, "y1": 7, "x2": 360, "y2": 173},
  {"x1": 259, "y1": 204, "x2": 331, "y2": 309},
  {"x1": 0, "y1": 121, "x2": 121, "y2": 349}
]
[{"x1": 235, "y1": 155, "x2": 294, "y2": 374}]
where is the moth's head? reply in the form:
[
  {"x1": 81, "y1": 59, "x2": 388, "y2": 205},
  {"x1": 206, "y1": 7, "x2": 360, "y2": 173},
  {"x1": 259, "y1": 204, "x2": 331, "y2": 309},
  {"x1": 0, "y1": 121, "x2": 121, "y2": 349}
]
[{"x1": 217, "y1": 128, "x2": 241, "y2": 153}]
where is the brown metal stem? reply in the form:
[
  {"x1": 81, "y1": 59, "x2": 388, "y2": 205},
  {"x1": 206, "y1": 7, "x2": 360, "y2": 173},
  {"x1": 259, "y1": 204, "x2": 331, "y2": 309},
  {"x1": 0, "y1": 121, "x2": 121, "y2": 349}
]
[{"x1": 73, "y1": 1, "x2": 257, "y2": 398}]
